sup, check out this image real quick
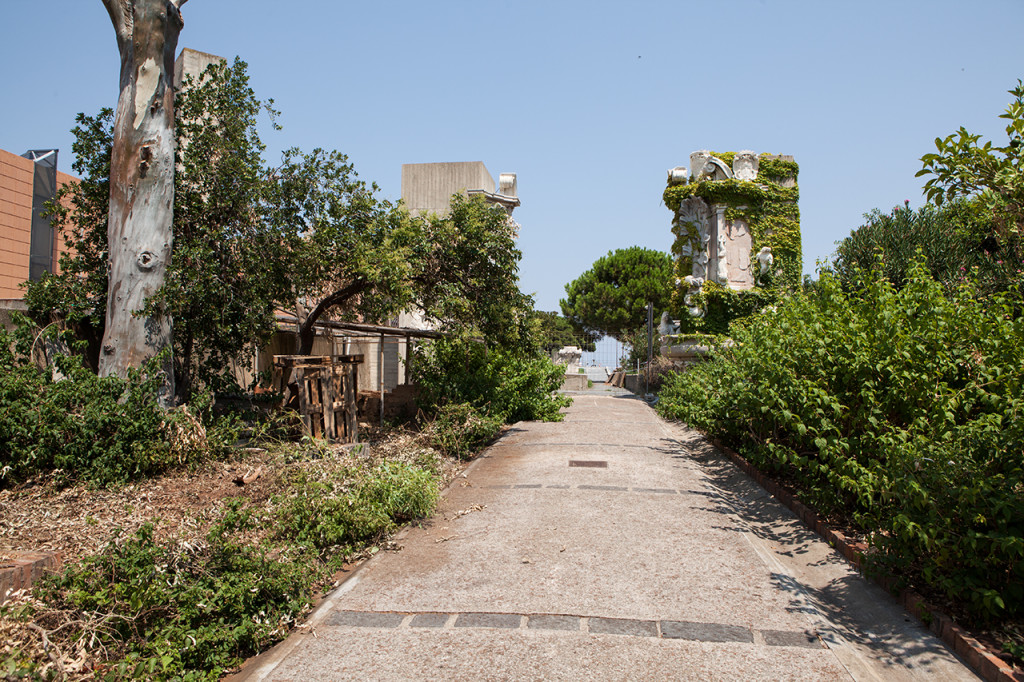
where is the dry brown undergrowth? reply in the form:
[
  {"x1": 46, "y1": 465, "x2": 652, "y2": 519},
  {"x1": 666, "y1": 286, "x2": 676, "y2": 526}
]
[{"x1": 0, "y1": 425, "x2": 467, "y2": 680}]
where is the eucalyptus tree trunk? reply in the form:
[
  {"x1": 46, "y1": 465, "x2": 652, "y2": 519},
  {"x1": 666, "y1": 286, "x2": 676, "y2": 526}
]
[{"x1": 98, "y1": 0, "x2": 187, "y2": 406}]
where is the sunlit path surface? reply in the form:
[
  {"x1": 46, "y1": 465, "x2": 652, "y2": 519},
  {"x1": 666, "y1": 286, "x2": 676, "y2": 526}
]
[{"x1": 235, "y1": 391, "x2": 976, "y2": 681}]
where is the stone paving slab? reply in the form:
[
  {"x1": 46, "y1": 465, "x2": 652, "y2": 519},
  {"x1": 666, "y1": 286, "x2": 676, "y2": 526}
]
[
  {"x1": 662, "y1": 620, "x2": 754, "y2": 644},
  {"x1": 313, "y1": 610, "x2": 820, "y2": 646},
  {"x1": 409, "y1": 613, "x2": 448, "y2": 629},
  {"x1": 588, "y1": 617, "x2": 659, "y2": 638},
  {"x1": 236, "y1": 395, "x2": 978, "y2": 681},
  {"x1": 255, "y1": 628, "x2": 849, "y2": 682}
]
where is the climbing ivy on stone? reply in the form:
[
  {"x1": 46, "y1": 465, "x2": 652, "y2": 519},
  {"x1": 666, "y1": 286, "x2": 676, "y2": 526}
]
[{"x1": 663, "y1": 152, "x2": 801, "y2": 333}]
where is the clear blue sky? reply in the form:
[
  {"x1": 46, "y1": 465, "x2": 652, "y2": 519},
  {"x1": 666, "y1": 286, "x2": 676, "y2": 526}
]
[{"x1": 3, "y1": 1, "x2": 1022, "y2": 312}]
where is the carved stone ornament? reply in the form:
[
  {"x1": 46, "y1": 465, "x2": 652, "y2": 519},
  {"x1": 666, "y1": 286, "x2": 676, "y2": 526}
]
[
  {"x1": 700, "y1": 157, "x2": 733, "y2": 181},
  {"x1": 757, "y1": 246, "x2": 774, "y2": 274},
  {"x1": 732, "y1": 150, "x2": 759, "y2": 181},
  {"x1": 677, "y1": 196, "x2": 711, "y2": 280},
  {"x1": 689, "y1": 151, "x2": 711, "y2": 180},
  {"x1": 556, "y1": 345, "x2": 583, "y2": 368},
  {"x1": 667, "y1": 167, "x2": 689, "y2": 185}
]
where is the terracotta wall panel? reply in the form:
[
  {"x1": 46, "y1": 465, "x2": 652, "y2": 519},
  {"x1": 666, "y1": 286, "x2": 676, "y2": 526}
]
[{"x1": 0, "y1": 149, "x2": 79, "y2": 298}]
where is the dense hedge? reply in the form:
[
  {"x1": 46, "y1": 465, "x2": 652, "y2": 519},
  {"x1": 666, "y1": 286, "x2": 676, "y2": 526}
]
[
  {"x1": 657, "y1": 263, "x2": 1024, "y2": 621},
  {"x1": 412, "y1": 337, "x2": 571, "y2": 424}
]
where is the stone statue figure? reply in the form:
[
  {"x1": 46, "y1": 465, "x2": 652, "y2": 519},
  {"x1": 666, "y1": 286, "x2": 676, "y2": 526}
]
[
  {"x1": 757, "y1": 246, "x2": 774, "y2": 274},
  {"x1": 716, "y1": 230, "x2": 730, "y2": 283},
  {"x1": 658, "y1": 311, "x2": 680, "y2": 336},
  {"x1": 681, "y1": 275, "x2": 705, "y2": 318}
]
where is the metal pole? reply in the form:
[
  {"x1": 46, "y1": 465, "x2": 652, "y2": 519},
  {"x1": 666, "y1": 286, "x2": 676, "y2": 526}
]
[
  {"x1": 379, "y1": 332, "x2": 385, "y2": 424},
  {"x1": 404, "y1": 335, "x2": 413, "y2": 386},
  {"x1": 646, "y1": 302, "x2": 653, "y2": 397}
]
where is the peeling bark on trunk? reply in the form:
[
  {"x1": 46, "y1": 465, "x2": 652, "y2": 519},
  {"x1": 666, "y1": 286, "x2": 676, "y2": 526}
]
[{"x1": 98, "y1": 0, "x2": 186, "y2": 406}]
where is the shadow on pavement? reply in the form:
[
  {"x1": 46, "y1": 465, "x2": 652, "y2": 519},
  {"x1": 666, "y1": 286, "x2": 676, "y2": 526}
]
[{"x1": 668, "y1": 434, "x2": 961, "y2": 674}]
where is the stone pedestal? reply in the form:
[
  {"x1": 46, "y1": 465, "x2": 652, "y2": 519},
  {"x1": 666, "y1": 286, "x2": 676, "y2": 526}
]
[{"x1": 660, "y1": 337, "x2": 714, "y2": 367}]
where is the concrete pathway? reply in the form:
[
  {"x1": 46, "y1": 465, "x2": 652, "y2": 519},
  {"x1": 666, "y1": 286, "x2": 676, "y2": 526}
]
[{"x1": 238, "y1": 387, "x2": 976, "y2": 681}]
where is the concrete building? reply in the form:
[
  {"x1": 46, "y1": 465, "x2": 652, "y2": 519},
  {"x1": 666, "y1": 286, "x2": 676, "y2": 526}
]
[
  {"x1": 173, "y1": 48, "x2": 225, "y2": 88},
  {"x1": 401, "y1": 161, "x2": 519, "y2": 217}
]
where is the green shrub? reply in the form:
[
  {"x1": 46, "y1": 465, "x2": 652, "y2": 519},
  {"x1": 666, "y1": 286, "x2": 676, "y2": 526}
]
[
  {"x1": 274, "y1": 461, "x2": 438, "y2": 554},
  {"x1": 829, "y1": 199, "x2": 1023, "y2": 305},
  {"x1": 831, "y1": 200, "x2": 983, "y2": 292},
  {"x1": 425, "y1": 403, "x2": 503, "y2": 460},
  {"x1": 658, "y1": 261, "x2": 1024, "y2": 621},
  {"x1": 24, "y1": 509, "x2": 324, "y2": 680},
  {"x1": 412, "y1": 337, "x2": 571, "y2": 423},
  {"x1": 0, "y1": 319, "x2": 211, "y2": 488},
  {"x1": 5, "y1": 455, "x2": 440, "y2": 680}
]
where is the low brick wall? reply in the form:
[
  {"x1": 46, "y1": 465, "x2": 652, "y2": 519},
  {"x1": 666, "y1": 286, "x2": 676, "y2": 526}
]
[{"x1": 0, "y1": 551, "x2": 62, "y2": 604}]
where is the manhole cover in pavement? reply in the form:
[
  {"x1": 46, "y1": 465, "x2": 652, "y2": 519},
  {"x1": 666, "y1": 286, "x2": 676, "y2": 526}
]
[{"x1": 569, "y1": 460, "x2": 608, "y2": 468}]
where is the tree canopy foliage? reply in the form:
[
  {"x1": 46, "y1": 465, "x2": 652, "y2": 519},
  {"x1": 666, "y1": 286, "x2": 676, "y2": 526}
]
[
  {"x1": 560, "y1": 247, "x2": 674, "y2": 342},
  {"x1": 413, "y1": 194, "x2": 533, "y2": 349},
  {"x1": 26, "y1": 58, "x2": 534, "y2": 401},
  {"x1": 831, "y1": 80, "x2": 1024, "y2": 304},
  {"x1": 528, "y1": 311, "x2": 596, "y2": 353},
  {"x1": 918, "y1": 79, "x2": 1024, "y2": 238},
  {"x1": 268, "y1": 147, "x2": 416, "y2": 355}
]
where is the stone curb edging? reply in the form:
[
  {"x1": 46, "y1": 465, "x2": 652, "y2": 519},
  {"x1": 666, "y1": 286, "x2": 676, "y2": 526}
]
[
  {"x1": 707, "y1": 436, "x2": 1023, "y2": 682},
  {"x1": 0, "y1": 551, "x2": 63, "y2": 605}
]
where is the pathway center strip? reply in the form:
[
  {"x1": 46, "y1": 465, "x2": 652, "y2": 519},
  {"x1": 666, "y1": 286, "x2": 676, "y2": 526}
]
[{"x1": 321, "y1": 610, "x2": 823, "y2": 649}]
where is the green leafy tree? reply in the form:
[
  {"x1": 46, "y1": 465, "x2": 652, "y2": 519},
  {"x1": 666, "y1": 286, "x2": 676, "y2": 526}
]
[
  {"x1": 413, "y1": 194, "x2": 534, "y2": 348},
  {"x1": 833, "y1": 80, "x2": 1024, "y2": 303},
  {"x1": 830, "y1": 200, "x2": 992, "y2": 292},
  {"x1": 918, "y1": 79, "x2": 1024, "y2": 244},
  {"x1": 161, "y1": 59, "x2": 288, "y2": 399},
  {"x1": 560, "y1": 247, "x2": 674, "y2": 341},
  {"x1": 276, "y1": 178, "x2": 533, "y2": 354},
  {"x1": 268, "y1": 147, "x2": 418, "y2": 355},
  {"x1": 26, "y1": 58, "x2": 285, "y2": 401},
  {"x1": 528, "y1": 311, "x2": 596, "y2": 353}
]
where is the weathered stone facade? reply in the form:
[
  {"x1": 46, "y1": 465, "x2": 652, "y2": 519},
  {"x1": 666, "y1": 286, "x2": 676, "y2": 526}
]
[{"x1": 663, "y1": 150, "x2": 801, "y2": 323}]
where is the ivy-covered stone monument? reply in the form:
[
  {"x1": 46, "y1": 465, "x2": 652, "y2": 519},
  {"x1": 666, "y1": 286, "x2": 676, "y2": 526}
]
[{"x1": 663, "y1": 151, "x2": 801, "y2": 334}]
